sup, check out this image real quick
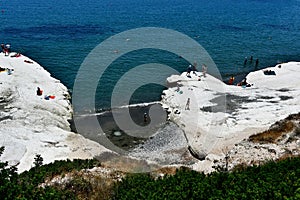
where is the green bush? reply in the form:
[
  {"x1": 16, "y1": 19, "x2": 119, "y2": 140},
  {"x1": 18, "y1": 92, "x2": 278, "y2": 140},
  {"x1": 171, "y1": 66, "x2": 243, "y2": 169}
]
[
  {"x1": 0, "y1": 146, "x2": 100, "y2": 200},
  {"x1": 113, "y1": 157, "x2": 300, "y2": 200},
  {"x1": 2, "y1": 144, "x2": 300, "y2": 199}
]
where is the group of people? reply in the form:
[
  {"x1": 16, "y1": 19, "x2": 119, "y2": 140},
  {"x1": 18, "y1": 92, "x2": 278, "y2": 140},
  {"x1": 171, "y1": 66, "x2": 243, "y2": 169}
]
[
  {"x1": 236, "y1": 78, "x2": 251, "y2": 87},
  {"x1": 263, "y1": 70, "x2": 276, "y2": 76},
  {"x1": 227, "y1": 56, "x2": 262, "y2": 86},
  {"x1": 0, "y1": 66, "x2": 14, "y2": 75},
  {"x1": 1, "y1": 43, "x2": 11, "y2": 56},
  {"x1": 186, "y1": 62, "x2": 207, "y2": 79},
  {"x1": 244, "y1": 56, "x2": 259, "y2": 70},
  {"x1": 228, "y1": 76, "x2": 251, "y2": 87},
  {"x1": 181, "y1": 59, "x2": 260, "y2": 113},
  {"x1": 182, "y1": 62, "x2": 207, "y2": 111},
  {"x1": 36, "y1": 87, "x2": 56, "y2": 100}
]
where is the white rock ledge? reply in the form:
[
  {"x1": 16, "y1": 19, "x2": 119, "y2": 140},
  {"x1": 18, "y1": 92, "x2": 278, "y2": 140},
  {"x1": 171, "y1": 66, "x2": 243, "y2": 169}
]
[
  {"x1": 0, "y1": 52, "x2": 110, "y2": 173},
  {"x1": 161, "y1": 61, "x2": 300, "y2": 173}
]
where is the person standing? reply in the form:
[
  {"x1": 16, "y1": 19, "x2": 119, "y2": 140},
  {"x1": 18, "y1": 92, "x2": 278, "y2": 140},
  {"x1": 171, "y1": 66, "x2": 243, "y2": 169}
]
[
  {"x1": 4, "y1": 44, "x2": 10, "y2": 56},
  {"x1": 186, "y1": 65, "x2": 192, "y2": 77},
  {"x1": 243, "y1": 57, "x2": 247, "y2": 66},
  {"x1": 255, "y1": 59, "x2": 259, "y2": 70},
  {"x1": 192, "y1": 62, "x2": 198, "y2": 75},
  {"x1": 228, "y1": 76, "x2": 235, "y2": 85},
  {"x1": 1, "y1": 44, "x2": 5, "y2": 53},
  {"x1": 185, "y1": 98, "x2": 190, "y2": 110},
  {"x1": 202, "y1": 64, "x2": 207, "y2": 77},
  {"x1": 1, "y1": 43, "x2": 9, "y2": 56},
  {"x1": 143, "y1": 112, "x2": 148, "y2": 123}
]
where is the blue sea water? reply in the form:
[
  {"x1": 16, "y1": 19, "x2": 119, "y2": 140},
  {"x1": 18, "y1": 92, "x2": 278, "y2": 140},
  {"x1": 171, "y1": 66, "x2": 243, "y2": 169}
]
[{"x1": 0, "y1": 0, "x2": 299, "y2": 111}]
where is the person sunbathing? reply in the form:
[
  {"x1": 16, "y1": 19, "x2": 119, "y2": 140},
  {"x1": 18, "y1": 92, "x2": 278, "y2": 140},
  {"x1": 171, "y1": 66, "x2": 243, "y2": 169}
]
[
  {"x1": 11, "y1": 53, "x2": 21, "y2": 58},
  {"x1": 24, "y1": 60, "x2": 33, "y2": 64},
  {"x1": 237, "y1": 78, "x2": 252, "y2": 87},
  {"x1": 263, "y1": 70, "x2": 276, "y2": 75}
]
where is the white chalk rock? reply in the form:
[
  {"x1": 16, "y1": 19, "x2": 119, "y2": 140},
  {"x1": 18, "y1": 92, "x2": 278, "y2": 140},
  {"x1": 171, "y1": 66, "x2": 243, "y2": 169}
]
[
  {"x1": 161, "y1": 62, "x2": 300, "y2": 171},
  {"x1": 0, "y1": 52, "x2": 110, "y2": 173}
]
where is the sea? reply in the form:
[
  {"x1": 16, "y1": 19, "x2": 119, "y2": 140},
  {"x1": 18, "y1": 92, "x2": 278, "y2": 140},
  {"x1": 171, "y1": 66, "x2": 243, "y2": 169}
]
[{"x1": 1, "y1": 0, "x2": 299, "y2": 111}]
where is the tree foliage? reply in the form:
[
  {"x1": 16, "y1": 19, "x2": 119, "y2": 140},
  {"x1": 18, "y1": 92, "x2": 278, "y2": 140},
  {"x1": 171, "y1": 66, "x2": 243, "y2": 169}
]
[
  {"x1": 113, "y1": 157, "x2": 300, "y2": 199},
  {"x1": 1, "y1": 145, "x2": 300, "y2": 199},
  {"x1": 34, "y1": 154, "x2": 43, "y2": 168},
  {"x1": 0, "y1": 146, "x2": 100, "y2": 199}
]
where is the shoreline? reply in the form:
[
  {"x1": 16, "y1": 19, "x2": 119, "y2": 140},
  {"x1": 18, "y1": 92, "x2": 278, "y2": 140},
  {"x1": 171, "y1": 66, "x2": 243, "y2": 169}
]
[
  {"x1": 0, "y1": 52, "x2": 111, "y2": 173},
  {"x1": 1, "y1": 50, "x2": 299, "y2": 174},
  {"x1": 74, "y1": 102, "x2": 167, "y2": 151},
  {"x1": 161, "y1": 61, "x2": 300, "y2": 173}
]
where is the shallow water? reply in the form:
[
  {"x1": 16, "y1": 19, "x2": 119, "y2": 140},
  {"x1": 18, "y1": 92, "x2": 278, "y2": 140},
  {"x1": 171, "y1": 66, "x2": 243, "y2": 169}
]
[{"x1": 73, "y1": 103, "x2": 168, "y2": 151}]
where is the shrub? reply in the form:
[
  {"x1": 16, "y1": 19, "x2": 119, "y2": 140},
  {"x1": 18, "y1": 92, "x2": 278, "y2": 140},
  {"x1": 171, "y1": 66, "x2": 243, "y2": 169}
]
[
  {"x1": 113, "y1": 157, "x2": 300, "y2": 199},
  {"x1": 0, "y1": 146, "x2": 100, "y2": 199}
]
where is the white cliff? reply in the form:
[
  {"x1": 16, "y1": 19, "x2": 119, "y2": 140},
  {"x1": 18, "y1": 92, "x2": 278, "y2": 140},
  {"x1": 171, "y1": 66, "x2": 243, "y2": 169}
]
[
  {"x1": 0, "y1": 52, "x2": 110, "y2": 173},
  {"x1": 161, "y1": 62, "x2": 300, "y2": 173}
]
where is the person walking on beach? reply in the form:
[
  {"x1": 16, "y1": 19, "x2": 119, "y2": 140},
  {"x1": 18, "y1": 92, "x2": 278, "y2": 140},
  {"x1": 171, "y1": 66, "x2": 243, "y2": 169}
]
[
  {"x1": 143, "y1": 112, "x2": 148, "y2": 123},
  {"x1": 185, "y1": 98, "x2": 190, "y2": 110}
]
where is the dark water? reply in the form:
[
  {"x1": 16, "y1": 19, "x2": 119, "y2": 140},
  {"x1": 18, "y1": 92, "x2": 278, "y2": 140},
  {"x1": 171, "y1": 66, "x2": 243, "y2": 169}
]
[
  {"x1": 0, "y1": 0, "x2": 299, "y2": 110},
  {"x1": 72, "y1": 103, "x2": 167, "y2": 151}
]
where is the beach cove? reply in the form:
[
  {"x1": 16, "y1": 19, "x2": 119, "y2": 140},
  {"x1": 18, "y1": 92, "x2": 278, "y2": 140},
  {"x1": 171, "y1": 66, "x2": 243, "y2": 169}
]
[
  {"x1": 69, "y1": 61, "x2": 300, "y2": 173},
  {"x1": 1, "y1": 50, "x2": 300, "y2": 174}
]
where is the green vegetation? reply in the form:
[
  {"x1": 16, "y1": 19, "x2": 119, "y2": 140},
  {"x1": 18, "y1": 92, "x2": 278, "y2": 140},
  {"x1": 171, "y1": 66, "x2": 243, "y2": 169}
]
[
  {"x1": 1, "y1": 145, "x2": 300, "y2": 199},
  {"x1": 113, "y1": 157, "x2": 300, "y2": 200},
  {"x1": 0, "y1": 146, "x2": 100, "y2": 199}
]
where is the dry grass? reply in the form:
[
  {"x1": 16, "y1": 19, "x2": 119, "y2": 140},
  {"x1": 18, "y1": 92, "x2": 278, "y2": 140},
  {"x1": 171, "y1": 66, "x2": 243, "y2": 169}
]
[
  {"x1": 232, "y1": 162, "x2": 249, "y2": 172},
  {"x1": 48, "y1": 169, "x2": 124, "y2": 200},
  {"x1": 100, "y1": 156, "x2": 160, "y2": 173},
  {"x1": 152, "y1": 166, "x2": 180, "y2": 176},
  {"x1": 249, "y1": 121, "x2": 295, "y2": 143},
  {"x1": 81, "y1": 174, "x2": 116, "y2": 200},
  {"x1": 96, "y1": 152, "x2": 161, "y2": 173},
  {"x1": 276, "y1": 154, "x2": 300, "y2": 162}
]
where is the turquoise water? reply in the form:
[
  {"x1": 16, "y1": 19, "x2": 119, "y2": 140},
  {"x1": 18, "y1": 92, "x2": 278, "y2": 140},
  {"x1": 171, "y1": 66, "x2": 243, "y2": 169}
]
[{"x1": 1, "y1": 0, "x2": 299, "y2": 111}]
